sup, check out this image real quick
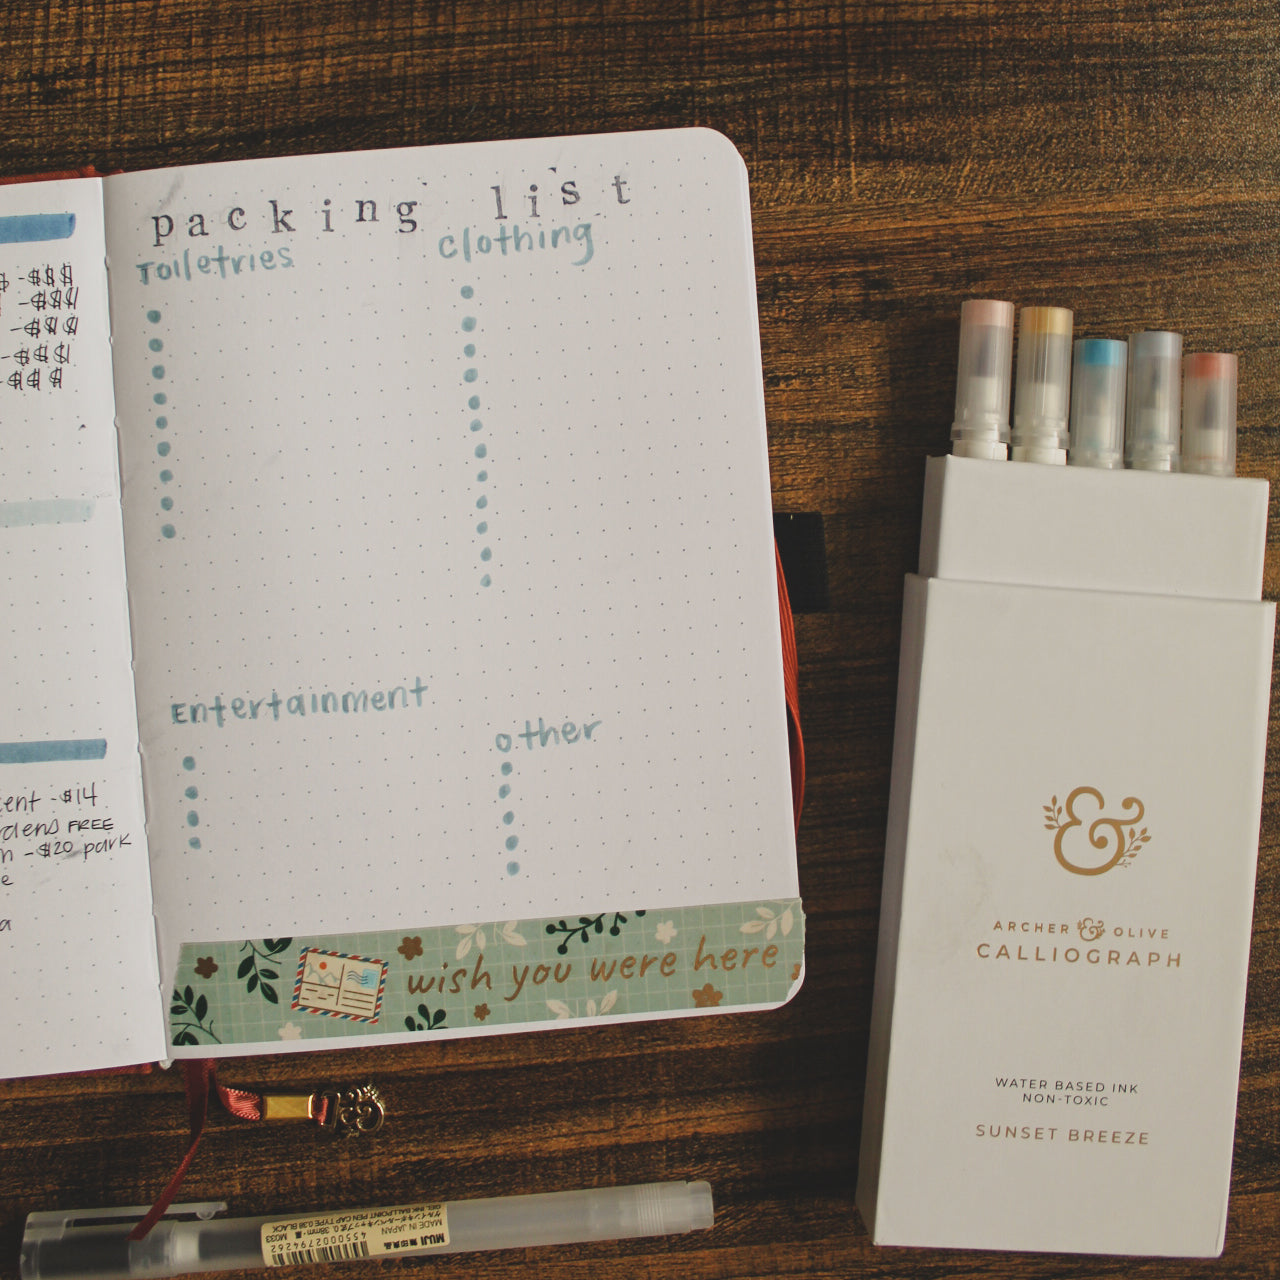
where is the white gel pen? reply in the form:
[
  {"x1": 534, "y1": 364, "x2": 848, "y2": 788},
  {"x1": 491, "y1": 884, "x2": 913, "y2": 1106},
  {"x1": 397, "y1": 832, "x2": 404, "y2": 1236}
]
[
  {"x1": 1181, "y1": 352, "x2": 1237, "y2": 476},
  {"x1": 1068, "y1": 338, "x2": 1126, "y2": 469},
  {"x1": 950, "y1": 299, "x2": 1014, "y2": 460},
  {"x1": 21, "y1": 1183, "x2": 715, "y2": 1279},
  {"x1": 1011, "y1": 306, "x2": 1073, "y2": 464},
  {"x1": 1125, "y1": 330, "x2": 1182, "y2": 471}
]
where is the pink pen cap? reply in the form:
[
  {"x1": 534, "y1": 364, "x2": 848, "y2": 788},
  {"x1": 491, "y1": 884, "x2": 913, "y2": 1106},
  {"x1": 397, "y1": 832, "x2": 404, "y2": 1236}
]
[
  {"x1": 1182, "y1": 352, "x2": 1237, "y2": 477},
  {"x1": 951, "y1": 299, "x2": 1015, "y2": 461}
]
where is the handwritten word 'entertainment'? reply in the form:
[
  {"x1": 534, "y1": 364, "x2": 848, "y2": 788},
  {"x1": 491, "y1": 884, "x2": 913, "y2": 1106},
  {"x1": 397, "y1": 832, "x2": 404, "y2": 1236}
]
[{"x1": 171, "y1": 679, "x2": 428, "y2": 728}]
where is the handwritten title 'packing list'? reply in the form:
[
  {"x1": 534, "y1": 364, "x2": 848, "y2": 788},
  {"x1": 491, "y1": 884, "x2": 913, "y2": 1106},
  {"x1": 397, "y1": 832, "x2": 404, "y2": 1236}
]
[
  {"x1": 131, "y1": 168, "x2": 620, "y2": 286},
  {"x1": 103, "y1": 133, "x2": 796, "y2": 1005}
]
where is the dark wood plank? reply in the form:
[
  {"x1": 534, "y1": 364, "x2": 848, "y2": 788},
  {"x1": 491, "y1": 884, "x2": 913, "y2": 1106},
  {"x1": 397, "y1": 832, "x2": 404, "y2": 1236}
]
[{"x1": 1, "y1": 2, "x2": 1277, "y2": 1277}]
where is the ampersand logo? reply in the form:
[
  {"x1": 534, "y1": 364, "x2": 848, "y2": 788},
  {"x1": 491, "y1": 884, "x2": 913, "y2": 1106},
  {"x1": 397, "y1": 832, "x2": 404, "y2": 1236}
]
[{"x1": 1043, "y1": 787, "x2": 1152, "y2": 876}]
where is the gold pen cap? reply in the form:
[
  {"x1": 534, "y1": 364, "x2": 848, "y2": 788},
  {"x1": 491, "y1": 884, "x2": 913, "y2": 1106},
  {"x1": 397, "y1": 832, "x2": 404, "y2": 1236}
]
[{"x1": 1012, "y1": 306, "x2": 1073, "y2": 465}]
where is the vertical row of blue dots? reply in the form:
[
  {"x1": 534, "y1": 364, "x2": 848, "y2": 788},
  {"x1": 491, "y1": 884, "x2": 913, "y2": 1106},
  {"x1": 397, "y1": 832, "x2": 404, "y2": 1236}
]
[
  {"x1": 461, "y1": 286, "x2": 493, "y2": 586},
  {"x1": 147, "y1": 309, "x2": 176, "y2": 539},
  {"x1": 499, "y1": 758, "x2": 519, "y2": 876},
  {"x1": 182, "y1": 755, "x2": 201, "y2": 850}
]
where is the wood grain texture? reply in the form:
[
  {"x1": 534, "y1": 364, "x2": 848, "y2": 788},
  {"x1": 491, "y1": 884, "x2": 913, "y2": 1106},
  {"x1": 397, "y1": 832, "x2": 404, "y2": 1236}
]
[{"x1": 1, "y1": 2, "x2": 1278, "y2": 1277}]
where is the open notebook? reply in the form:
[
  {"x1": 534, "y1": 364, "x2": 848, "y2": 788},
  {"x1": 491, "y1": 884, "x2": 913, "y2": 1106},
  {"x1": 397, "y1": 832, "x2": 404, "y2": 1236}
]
[{"x1": 0, "y1": 129, "x2": 801, "y2": 1078}]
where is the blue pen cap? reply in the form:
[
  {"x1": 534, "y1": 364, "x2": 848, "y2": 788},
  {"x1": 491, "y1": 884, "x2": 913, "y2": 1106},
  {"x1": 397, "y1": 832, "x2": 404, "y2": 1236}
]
[{"x1": 1069, "y1": 338, "x2": 1127, "y2": 469}]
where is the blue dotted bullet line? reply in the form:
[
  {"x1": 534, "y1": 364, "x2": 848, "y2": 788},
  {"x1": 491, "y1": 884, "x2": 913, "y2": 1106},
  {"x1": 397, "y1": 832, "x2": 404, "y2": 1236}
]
[
  {"x1": 461, "y1": 286, "x2": 494, "y2": 587},
  {"x1": 499, "y1": 757, "x2": 519, "y2": 875},
  {"x1": 182, "y1": 754, "x2": 201, "y2": 850},
  {"x1": 145, "y1": 309, "x2": 177, "y2": 539}
]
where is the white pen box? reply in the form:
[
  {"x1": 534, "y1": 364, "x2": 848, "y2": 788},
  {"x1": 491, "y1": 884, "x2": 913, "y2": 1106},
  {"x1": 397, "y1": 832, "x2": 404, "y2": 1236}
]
[
  {"x1": 918, "y1": 454, "x2": 1268, "y2": 599},
  {"x1": 857, "y1": 458, "x2": 1276, "y2": 1256}
]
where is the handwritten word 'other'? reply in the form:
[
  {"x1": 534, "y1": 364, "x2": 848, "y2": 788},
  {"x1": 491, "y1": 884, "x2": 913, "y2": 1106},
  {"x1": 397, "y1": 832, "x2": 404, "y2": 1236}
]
[{"x1": 494, "y1": 718, "x2": 602, "y2": 752}]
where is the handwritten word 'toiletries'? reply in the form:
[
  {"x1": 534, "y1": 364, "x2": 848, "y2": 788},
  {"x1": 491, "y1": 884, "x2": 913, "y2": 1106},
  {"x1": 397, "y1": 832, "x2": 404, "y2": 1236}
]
[
  {"x1": 171, "y1": 679, "x2": 428, "y2": 728},
  {"x1": 135, "y1": 245, "x2": 294, "y2": 285}
]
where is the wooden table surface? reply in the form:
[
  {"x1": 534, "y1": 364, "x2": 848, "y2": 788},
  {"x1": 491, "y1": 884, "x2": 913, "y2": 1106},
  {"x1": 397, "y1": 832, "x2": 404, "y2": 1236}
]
[{"x1": 2, "y1": 3, "x2": 1277, "y2": 1277}]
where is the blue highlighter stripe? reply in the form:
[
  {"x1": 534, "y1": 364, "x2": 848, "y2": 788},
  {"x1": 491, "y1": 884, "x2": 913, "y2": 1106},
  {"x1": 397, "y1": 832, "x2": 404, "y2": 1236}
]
[
  {"x1": 0, "y1": 739, "x2": 107, "y2": 764},
  {"x1": 0, "y1": 498, "x2": 95, "y2": 527},
  {"x1": 0, "y1": 212, "x2": 76, "y2": 244}
]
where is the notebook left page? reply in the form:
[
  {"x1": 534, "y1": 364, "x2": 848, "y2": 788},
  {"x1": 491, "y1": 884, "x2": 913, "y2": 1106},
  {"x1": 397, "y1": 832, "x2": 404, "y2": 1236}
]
[{"x1": 0, "y1": 178, "x2": 166, "y2": 1078}]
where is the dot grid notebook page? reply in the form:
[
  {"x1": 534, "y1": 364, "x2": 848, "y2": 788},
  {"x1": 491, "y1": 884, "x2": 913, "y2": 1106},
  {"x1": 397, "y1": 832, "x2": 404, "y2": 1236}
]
[{"x1": 101, "y1": 128, "x2": 798, "y2": 1053}]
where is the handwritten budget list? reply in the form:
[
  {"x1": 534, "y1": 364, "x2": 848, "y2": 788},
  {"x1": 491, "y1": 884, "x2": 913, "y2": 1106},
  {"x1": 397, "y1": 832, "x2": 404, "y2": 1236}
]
[{"x1": 0, "y1": 179, "x2": 164, "y2": 1077}]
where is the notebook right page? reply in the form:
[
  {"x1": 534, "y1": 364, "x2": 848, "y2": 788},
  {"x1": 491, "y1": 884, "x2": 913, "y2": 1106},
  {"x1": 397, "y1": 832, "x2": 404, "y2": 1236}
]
[{"x1": 104, "y1": 129, "x2": 801, "y2": 1055}]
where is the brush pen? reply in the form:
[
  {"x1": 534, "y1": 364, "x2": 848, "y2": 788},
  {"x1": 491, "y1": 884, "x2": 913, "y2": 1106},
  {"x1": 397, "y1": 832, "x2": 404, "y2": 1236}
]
[
  {"x1": 1182, "y1": 351, "x2": 1237, "y2": 476},
  {"x1": 1068, "y1": 338, "x2": 1126, "y2": 469},
  {"x1": 1125, "y1": 330, "x2": 1182, "y2": 471},
  {"x1": 1010, "y1": 306, "x2": 1073, "y2": 464},
  {"x1": 950, "y1": 299, "x2": 1015, "y2": 460}
]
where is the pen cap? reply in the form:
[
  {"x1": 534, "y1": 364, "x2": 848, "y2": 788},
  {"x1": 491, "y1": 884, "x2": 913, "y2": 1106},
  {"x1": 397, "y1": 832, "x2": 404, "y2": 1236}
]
[
  {"x1": 21, "y1": 1203, "x2": 228, "y2": 1280},
  {"x1": 1181, "y1": 352, "x2": 1237, "y2": 477},
  {"x1": 1012, "y1": 306, "x2": 1073, "y2": 464},
  {"x1": 1068, "y1": 338, "x2": 1127, "y2": 468},
  {"x1": 951, "y1": 299, "x2": 1014, "y2": 460},
  {"x1": 1125, "y1": 330, "x2": 1182, "y2": 471}
]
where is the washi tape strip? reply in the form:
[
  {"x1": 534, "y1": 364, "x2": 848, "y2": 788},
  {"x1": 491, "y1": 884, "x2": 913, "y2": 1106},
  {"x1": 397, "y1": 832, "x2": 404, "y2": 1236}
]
[{"x1": 170, "y1": 897, "x2": 804, "y2": 1049}]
